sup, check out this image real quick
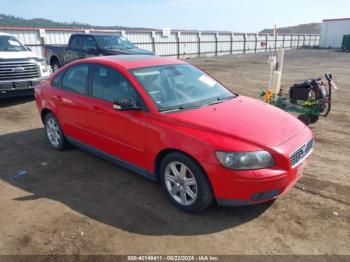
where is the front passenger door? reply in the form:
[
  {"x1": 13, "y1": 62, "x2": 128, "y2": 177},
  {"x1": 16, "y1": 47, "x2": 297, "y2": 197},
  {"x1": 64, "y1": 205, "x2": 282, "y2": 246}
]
[{"x1": 85, "y1": 64, "x2": 148, "y2": 169}]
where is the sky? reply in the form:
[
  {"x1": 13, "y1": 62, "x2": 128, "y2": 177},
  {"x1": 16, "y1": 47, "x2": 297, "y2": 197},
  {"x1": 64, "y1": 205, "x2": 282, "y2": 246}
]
[{"x1": 1, "y1": 0, "x2": 350, "y2": 32}]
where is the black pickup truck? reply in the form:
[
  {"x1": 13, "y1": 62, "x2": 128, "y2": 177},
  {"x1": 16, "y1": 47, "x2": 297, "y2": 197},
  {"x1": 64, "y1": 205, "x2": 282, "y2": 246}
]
[{"x1": 45, "y1": 33, "x2": 154, "y2": 72}]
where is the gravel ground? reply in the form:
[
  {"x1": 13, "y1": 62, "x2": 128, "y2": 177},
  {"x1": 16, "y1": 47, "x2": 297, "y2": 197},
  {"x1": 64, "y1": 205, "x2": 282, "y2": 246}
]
[{"x1": 0, "y1": 49, "x2": 349, "y2": 256}]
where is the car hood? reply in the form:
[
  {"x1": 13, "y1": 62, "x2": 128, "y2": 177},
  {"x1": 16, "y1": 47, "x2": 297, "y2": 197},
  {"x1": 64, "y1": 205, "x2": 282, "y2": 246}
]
[
  {"x1": 165, "y1": 96, "x2": 306, "y2": 147},
  {"x1": 0, "y1": 51, "x2": 40, "y2": 60},
  {"x1": 101, "y1": 47, "x2": 154, "y2": 55}
]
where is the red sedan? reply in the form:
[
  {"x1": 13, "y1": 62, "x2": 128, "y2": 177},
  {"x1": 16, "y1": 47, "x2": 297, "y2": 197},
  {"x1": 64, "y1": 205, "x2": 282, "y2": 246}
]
[{"x1": 35, "y1": 55, "x2": 313, "y2": 212}]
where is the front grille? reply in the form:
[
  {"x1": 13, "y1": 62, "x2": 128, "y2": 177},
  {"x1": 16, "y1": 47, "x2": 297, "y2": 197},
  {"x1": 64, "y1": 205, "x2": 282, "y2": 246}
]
[
  {"x1": 290, "y1": 138, "x2": 314, "y2": 168},
  {"x1": 0, "y1": 61, "x2": 40, "y2": 81}
]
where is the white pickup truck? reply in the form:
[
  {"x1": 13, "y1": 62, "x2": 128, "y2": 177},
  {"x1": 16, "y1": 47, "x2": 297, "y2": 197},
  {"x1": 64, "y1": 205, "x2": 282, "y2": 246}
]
[{"x1": 0, "y1": 32, "x2": 50, "y2": 98}]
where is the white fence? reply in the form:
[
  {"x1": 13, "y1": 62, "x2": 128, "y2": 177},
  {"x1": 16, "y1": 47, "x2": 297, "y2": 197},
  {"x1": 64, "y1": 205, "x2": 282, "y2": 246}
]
[{"x1": 0, "y1": 26, "x2": 321, "y2": 58}]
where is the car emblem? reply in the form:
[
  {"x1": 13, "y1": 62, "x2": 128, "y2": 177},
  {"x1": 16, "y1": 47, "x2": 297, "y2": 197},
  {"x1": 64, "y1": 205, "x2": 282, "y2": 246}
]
[
  {"x1": 301, "y1": 144, "x2": 307, "y2": 156},
  {"x1": 12, "y1": 67, "x2": 25, "y2": 73}
]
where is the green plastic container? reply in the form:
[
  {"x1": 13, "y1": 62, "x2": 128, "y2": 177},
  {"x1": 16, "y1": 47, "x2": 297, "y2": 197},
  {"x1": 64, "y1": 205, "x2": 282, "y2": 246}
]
[{"x1": 342, "y1": 35, "x2": 350, "y2": 51}]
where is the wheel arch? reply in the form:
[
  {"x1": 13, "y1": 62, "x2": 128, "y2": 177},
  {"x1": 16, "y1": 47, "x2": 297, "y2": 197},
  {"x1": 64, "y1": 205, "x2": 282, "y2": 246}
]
[
  {"x1": 50, "y1": 55, "x2": 60, "y2": 66},
  {"x1": 154, "y1": 148, "x2": 210, "y2": 183},
  {"x1": 41, "y1": 108, "x2": 54, "y2": 124}
]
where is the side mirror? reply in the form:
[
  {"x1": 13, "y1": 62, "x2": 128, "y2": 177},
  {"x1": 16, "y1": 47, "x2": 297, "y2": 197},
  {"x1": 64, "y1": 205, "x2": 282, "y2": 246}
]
[{"x1": 113, "y1": 98, "x2": 140, "y2": 111}]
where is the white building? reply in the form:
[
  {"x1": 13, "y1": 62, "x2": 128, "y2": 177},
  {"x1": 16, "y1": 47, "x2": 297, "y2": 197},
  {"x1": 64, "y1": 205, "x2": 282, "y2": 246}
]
[{"x1": 320, "y1": 18, "x2": 350, "y2": 48}]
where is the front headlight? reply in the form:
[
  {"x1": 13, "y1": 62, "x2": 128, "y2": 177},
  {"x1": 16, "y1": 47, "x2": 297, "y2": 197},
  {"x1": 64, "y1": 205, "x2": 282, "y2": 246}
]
[
  {"x1": 215, "y1": 151, "x2": 274, "y2": 170},
  {"x1": 39, "y1": 60, "x2": 49, "y2": 73}
]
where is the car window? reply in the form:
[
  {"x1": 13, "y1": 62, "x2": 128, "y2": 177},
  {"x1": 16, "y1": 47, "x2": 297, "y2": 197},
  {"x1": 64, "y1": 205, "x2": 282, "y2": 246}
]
[
  {"x1": 69, "y1": 36, "x2": 85, "y2": 50},
  {"x1": 0, "y1": 35, "x2": 27, "y2": 52},
  {"x1": 131, "y1": 64, "x2": 234, "y2": 111},
  {"x1": 83, "y1": 37, "x2": 96, "y2": 51},
  {"x1": 62, "y1": 64, "x2": 89, "y2": 95},
  {"x1": 94, "y1": 35, "x2": 135, "y2": 49},
  {"x1": 91, "y1": 65, "x2": 139, "y2": 104},
  {"x1": 51, "y1": 72, "x2": 64, "y2": 88}
]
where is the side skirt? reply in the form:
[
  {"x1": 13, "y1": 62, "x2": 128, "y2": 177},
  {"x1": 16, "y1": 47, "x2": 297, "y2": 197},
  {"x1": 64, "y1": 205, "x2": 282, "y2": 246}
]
[{"x1": 66, "y1": 136, "x2": 157, "y2": 182}]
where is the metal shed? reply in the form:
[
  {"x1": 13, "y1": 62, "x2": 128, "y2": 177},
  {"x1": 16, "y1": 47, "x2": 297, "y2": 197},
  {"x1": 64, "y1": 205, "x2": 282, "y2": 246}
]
[{"x1": 320, "y1": 18, "x2": 350, "y2": 48}]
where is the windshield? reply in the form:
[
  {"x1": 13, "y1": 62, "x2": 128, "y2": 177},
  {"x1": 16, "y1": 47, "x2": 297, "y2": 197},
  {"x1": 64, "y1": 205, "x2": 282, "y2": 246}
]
[
  {"x1": 131, "y1": 64, "x2": 236, "y2": 112},
  {"x1": 0, "y1": 35, "x2": 27, "y2": 52},
  {"x1": 95, "y1": 35, "x2": 135, "y2": 50}
]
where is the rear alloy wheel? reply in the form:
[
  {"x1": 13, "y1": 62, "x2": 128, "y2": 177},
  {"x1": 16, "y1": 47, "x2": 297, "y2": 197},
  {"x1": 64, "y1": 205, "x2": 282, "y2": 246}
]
[
  {"x1": 44, "y1": 113, "x2": 67, "y2": 150},
  {"x1": 160, "y1": 153, "x2": 213, "y2": 212}
]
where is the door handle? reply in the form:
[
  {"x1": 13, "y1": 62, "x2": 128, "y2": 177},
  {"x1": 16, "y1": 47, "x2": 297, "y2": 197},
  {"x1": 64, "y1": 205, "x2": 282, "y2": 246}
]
[
  {"x1": 62, "y1": 97, "x2": 73, "y2": 104},
  {"x1": 54, "y1": 96, "x2": 72, "y2": 104},
  {"x1": 53, "y1": 95, "x2": 63, "y2": 102}
]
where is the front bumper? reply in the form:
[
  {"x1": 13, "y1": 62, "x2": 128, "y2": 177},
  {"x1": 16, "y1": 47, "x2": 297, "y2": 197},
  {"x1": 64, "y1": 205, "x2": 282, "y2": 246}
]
[
  {"x1": 204, "y1": 161, "x2": 306, "y2": 206},
  {"x1": 204, "y1": 129, "x2": 313, "y2": 206},
  {"x1": 0, "y1": 77, "x2": 48, "y2": 98}
]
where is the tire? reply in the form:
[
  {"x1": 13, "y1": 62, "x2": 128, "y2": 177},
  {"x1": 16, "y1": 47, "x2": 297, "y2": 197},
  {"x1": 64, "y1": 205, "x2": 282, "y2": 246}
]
[
  {"x1": 44, "y1": 113, "x2": 67, "y2": 150},
  {"x1": 297, "y1": 115, "x2": 311, "y2": 126},
  {"x1": 310, "y1": 115, "x2": 319, "y2": 124},
  {"x1": 159, "y1": 152, "x2": 213, "y2": 213},
  {"x1": 50, "y1": 59, "x2": 60, "y2": 73}
]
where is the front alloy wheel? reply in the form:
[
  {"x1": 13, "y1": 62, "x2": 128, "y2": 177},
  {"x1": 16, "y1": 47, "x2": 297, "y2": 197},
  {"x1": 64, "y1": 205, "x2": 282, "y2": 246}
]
[
  {"x1": 164, "y1": 161, "x2": 198, "y2": 206},
  {"x1": 160, "y1": 152, "x2": 213, "y2": 213}
]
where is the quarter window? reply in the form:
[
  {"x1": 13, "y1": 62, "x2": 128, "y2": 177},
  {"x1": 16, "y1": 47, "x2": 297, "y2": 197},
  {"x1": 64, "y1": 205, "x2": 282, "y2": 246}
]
[
  {"x1": 61, "y1": 64, "x2": 89, "y2": 95},
  {"x1": 91, "y1": 65, "x2": 139, "y2": 104}
]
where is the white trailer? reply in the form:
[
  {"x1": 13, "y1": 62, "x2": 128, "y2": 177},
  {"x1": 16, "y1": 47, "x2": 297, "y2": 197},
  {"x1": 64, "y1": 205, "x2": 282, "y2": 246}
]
[{"x1": 320, "y1": 18, "x2": 350, "y2": 48}]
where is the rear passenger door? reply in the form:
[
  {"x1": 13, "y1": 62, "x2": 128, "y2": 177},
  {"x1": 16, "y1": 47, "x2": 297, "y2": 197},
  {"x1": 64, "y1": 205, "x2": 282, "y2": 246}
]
[
  {"x1": 55, "y1": 63, "x2": 92, "y2": 142},
  {"x1": 84, "y1": 64, "x2": 148, "y2": 170}
]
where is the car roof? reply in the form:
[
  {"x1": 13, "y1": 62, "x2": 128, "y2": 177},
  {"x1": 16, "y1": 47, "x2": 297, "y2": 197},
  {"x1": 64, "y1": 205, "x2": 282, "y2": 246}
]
[
  {"x1": 84, "y1": 55, "x2": 186, "y2": 70},
  {"x1": 72, "y1": 33, "x2": 121, "y2": 37}
]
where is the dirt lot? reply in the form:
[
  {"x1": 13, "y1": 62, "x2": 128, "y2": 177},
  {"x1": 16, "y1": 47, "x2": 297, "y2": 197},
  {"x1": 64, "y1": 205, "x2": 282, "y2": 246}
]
[{"x1": 0, "y1": 49, "x2": 349, "y2": 256}]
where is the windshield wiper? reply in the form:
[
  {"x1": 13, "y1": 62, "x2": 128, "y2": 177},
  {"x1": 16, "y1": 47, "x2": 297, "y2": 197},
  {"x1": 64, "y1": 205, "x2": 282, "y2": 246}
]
[
  {"x1": 160, "y1": 96, "x2": 235, "y2": 113},
  {"x1": 202, "y1": 95, "x2": 235, "y2": 107},
  {"x1": 160, "y1": 104, "x2": 201, "y2": 113}
]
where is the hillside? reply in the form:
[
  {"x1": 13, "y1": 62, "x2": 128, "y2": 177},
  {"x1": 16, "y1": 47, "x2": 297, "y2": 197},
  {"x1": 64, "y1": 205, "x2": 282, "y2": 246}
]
[
  {"x1": 0, "y1": 14, "x2": 153, "y2": 30},
  {"x1": 0, "y1": 14, "x2": 322, "y2": 34},
  {"x1": 260, "y1": 23, "x2": 321, "y2": 34}
]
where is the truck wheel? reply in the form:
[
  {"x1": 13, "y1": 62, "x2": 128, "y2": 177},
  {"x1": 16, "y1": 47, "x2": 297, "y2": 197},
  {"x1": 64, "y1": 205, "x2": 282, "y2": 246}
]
[
  {"x1": 298, "y1": 115, "x2": 311, "y2": 126},
  {"x1": 159, "y1": 152, "x2": 213, "y2": 213},
  {"x1": 44, "y1": 113, "x2": 67, "y2": 150},
  {"x1": 50, "y1": 59, "x2": 60, "y2": 73},
  {"x1": 310, "y1": 115, "x2": 319, "y2": 124}
]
